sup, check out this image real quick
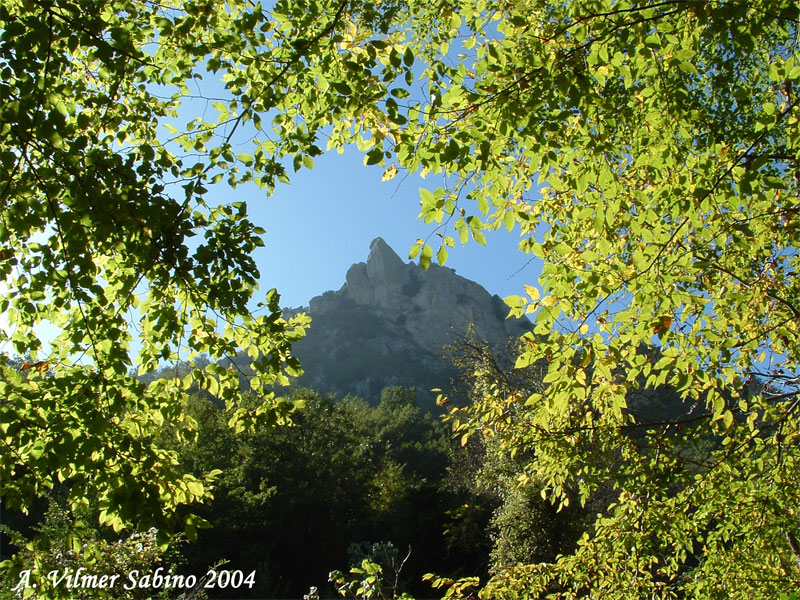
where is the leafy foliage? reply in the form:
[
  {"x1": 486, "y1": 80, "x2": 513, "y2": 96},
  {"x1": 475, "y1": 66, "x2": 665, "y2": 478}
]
[
  {"x1": 6, "y1": 0, "x2": 800, "y2": 596},
  {"x1": 330, "y1": 543, "x2": 413, "y2": 600},
  {"x1": 445, "y1": 338, "x2": 590, "y2": 573},
  {"x1": 1, "y1": 0, "x2": 412, "y2": 590},
  {"x1": 171, "y1": 388, "x2": 460, "y2": 598},
  {"x1": 376, "y1": 0, "x2": 800, "y2": 597},
  {"x1": 0, "y1": 499, "x2": 195, "y2": 600}
]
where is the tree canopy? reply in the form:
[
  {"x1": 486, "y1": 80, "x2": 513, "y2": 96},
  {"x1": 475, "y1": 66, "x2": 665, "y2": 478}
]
[
  {"x1": 3, "y1": 0, "x2": 800, "y2": 598},
  {"x1": 394, "y1": 1, "x2": 800, "y2": 597},
  {"x1": 1, "y1": 0, "x2": 413, "y2": 591}
]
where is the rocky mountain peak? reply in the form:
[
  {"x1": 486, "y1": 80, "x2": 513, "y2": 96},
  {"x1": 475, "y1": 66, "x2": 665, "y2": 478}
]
[
  {"x1": 367, "y1": 236, "x2": 404, "y2": 270},
  {"x1": 291, "y1": 238, "x2": 531, "y2": 407},
  {"x1": 365, "y1": 236, "x2": 410, "y2": 295}
]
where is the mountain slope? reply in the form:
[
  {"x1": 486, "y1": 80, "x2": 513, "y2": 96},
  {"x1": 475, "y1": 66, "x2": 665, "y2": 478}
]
[{"x1": 285, "y1": 237, "x2": 531, "y2": 407}]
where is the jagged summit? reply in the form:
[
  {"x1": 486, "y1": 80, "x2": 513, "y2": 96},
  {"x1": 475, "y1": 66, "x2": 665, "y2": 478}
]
[
  {"x1": 339, "y1": 236, "x2": 411, "y2": 308},
  {"x1": 367, "y1": 236, "x2": 403, "y2": 267},
  {"x1": 290, "y1": 237, "x2": 531, "y2": 407}
]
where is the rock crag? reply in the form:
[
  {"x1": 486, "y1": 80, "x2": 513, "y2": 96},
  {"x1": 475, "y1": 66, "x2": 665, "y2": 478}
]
[{"x1": 288, "y1": 237, "x2": 531, "y2": 407}]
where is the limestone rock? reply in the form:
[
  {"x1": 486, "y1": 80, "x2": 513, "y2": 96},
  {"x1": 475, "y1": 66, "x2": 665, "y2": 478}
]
[{"x1": 287, "y1": 237, "x2": 531, "y2": 408}]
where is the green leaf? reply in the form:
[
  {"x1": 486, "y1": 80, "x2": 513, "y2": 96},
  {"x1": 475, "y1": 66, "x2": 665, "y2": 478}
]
[
  {"x1": 212, "y1": 101, "x2": 229, "y2": 118},
  {"x1": 332, "y1": 81, "x2": 351, "y2": 95},
  {"x1": 390, "y1": 48, "x2": 401, "y2": 68},
  {"x1": 365, "y1": 147, "x2": 384, "y2": 165},
  {"x1": 420, "y1": 244, "x2": 433, "y2": 270},
  {"x1": 504, "y1": 295, "x2": 526, "y2": 308},
  {"x1": 437, "y1": 244, "x2": 448, "y2": 265},
  {"x1": 442, "y1": 139, "x2": 460, "y2": 162},
  {"x1": 503, "y1": 210, "x2": 515, "y2": 232}
]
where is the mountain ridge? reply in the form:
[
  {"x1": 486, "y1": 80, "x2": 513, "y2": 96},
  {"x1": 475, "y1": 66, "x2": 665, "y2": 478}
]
[{"x1": 284, "y1": 237, "x2": 531, "y2": 407}]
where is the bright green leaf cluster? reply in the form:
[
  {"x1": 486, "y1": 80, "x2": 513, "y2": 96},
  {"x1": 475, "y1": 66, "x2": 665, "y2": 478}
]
[
  {"x1": 0, "y1": 0, "x2": 411, "y2": 591},
  {"x1": 375, "y1": 0, "x2": 800, "y2": 597}
]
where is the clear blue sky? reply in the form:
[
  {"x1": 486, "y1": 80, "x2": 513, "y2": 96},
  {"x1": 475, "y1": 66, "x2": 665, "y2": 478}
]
[
  {"x1": 235, "y1": 146, "x2": 542, "y2": 310},
  {"x1": 181, "y1": 19, "x2": 541, "y2": 314}
]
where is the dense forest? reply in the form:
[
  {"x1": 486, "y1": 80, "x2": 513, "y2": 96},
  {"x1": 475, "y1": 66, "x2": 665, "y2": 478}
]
[
  {"x1": 2, "y1": 342, "x2": 593, "y2": 599},
  {"x1": 0, "y1": 339, "x2": 735, "y2": 598},
  {"x1": 3, "y1": 0, "x2": 800, "y2": 598}
]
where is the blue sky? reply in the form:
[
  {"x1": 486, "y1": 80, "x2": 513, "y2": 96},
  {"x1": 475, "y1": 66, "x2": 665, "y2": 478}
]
[
  {"x1": 236, "y1": 145, "x2": 542, "y2": 310},
  {"x1": 6, "y1": 142, "x2": 538, "y2": 357}
]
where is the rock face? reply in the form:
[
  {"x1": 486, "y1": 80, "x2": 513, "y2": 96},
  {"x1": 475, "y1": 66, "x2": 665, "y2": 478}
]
[{"x1": 289, "y1": 237, "x2": 531, "y2": 408}]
